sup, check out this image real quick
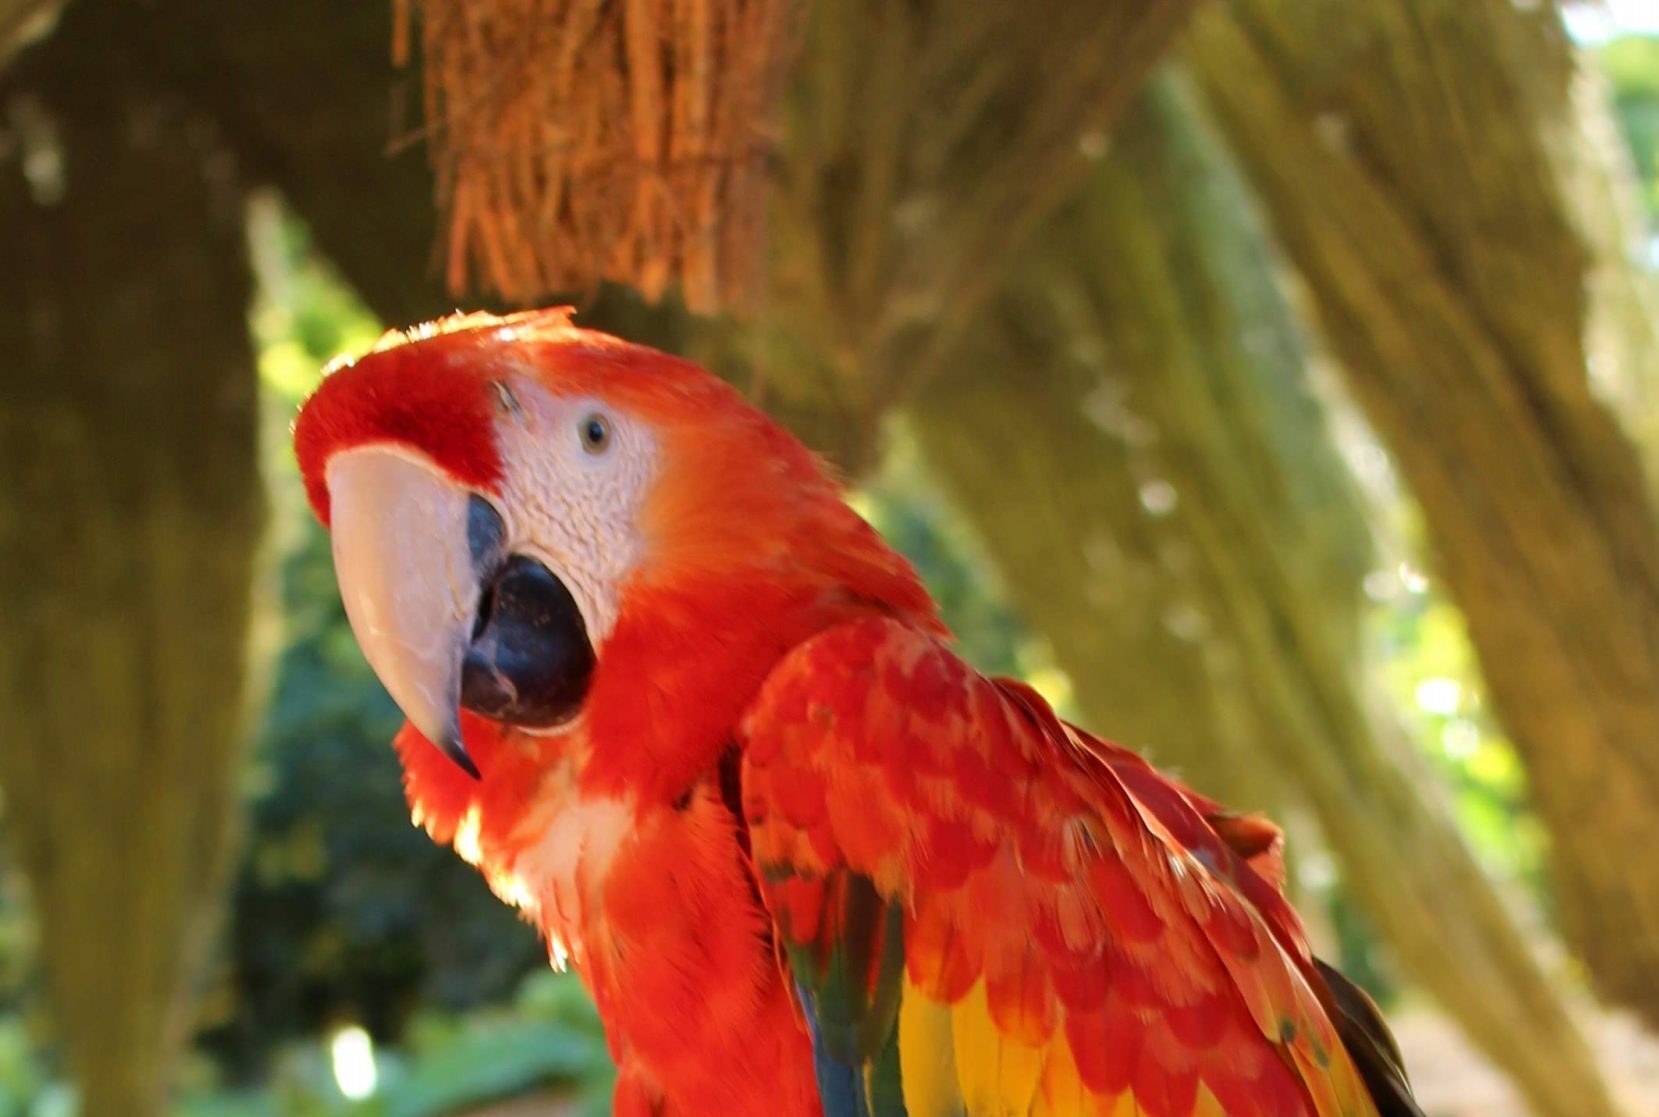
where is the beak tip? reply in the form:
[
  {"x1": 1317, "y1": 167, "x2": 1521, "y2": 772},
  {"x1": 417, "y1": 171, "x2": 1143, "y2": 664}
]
[
  {"x1": 413, "y1": 713, "x2": 479, "y2": 780},
  {"x1": 438, "y1": 733, "x2": 482, "y2": 780}
]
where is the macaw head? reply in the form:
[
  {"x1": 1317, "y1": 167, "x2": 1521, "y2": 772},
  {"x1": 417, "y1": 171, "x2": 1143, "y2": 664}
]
[{"x1": 294, "y1": 310, "x2": 937, "y2": 823}]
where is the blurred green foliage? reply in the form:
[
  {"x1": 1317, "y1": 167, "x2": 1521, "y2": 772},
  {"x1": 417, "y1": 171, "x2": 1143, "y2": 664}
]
[
  {"x1": 1369, "y1": 584, "x2": 1547, "y2": 892},
  {"x1": 1605, "y1": 35, "x2": 1659, "y2": 221},
  {"x1": 178, "y1": 974, "x2": 611, "y2": 1117}
]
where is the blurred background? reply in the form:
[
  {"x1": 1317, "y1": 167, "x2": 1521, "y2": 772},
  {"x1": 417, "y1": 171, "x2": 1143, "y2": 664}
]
[{"x1": 6, "y1": 0, "x2": 1659, "y2": 1115}]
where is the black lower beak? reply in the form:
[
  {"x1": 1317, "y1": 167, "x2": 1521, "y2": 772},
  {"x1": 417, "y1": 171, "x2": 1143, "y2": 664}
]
[{"x1": 459, "y1": 553, "x2": 597, "y2": 743}]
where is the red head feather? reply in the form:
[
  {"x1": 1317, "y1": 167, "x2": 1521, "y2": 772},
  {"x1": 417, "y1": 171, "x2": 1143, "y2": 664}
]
[{"x1": 292, "y1": 310, "x2": 542, "y2": 523}]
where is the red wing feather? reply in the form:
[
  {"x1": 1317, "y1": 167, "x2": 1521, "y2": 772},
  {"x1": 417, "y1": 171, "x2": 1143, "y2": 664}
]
[{"x1": 741, "y1": 617, "x2": 1391, "y2": 1117}]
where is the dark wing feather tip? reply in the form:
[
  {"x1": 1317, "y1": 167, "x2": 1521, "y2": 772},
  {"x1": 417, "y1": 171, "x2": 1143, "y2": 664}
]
[{"x1": 1314, "y1": 958, "x2": 1427, "y2": 1117}]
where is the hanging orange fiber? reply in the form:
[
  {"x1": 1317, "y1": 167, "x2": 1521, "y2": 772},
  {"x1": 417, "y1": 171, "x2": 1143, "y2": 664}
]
[{"x1": 394, "y1": 0, "x2": 798, "y2": 313}]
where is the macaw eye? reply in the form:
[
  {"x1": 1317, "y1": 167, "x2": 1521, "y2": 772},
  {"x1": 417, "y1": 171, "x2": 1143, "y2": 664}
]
[{"x1": 579, "y1": 413, "x2": 611, "y2": 455}]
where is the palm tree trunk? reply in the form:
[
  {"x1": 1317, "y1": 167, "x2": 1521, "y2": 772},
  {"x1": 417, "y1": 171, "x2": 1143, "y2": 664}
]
[{"x1": 0, "y1": 4, "x2": 264, "y2": 1114}]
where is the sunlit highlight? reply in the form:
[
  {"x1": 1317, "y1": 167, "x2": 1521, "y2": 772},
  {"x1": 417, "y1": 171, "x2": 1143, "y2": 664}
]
[
  {"x1": 453, "y1": 803, "x2": 485, "y2": 866},
  {"x1": 1397, "y1": 561, "x2": 1429, "y2": 594},
  {"x1": 1415, "y1": 677, "x2": 1462, "y2": 717},
  {"x1": 447, "y1": 803, "x2": 542, "y2": 915},
  {"x1": 329, "y1": 1024, "x2": 378, "y2": 1101}
]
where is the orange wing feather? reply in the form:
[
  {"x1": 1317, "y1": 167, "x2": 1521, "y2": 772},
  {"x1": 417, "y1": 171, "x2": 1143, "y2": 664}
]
[{"x1": 740, "y1": 617, "x2": 1390, "y2": 1117}]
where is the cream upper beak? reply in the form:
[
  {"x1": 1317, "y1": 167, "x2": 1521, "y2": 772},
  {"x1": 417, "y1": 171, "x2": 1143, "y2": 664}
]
[{"x1": 325, "y1": 446, "x2": 484, "y2": 773}]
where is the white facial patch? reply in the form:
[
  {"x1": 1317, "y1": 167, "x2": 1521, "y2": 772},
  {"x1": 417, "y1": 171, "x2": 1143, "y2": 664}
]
[{"x1": 488, "y1": 377, "x2": 658, "y2": 649}]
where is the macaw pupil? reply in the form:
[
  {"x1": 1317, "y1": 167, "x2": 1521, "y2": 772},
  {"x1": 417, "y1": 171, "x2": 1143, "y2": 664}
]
[{"x1": 460, "y1": 494, "x2": 595, "y2": 732}]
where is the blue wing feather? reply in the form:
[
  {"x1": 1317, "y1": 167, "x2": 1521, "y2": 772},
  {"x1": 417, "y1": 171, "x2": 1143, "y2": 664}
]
[{"x1": 798, "y1": 980, "x2": 875, "y2": 1117}]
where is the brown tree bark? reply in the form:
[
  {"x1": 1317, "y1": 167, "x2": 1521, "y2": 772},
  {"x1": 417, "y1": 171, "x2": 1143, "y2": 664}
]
[
  {"x1": 1188, "y1": 0, "x2": 1659, "y2": 1028},
  {"x1": 752, "y1": 0, "x2": 1202, "y2": 470},
  {"x1": 1565, "y1": 60, "x2": 1659, "y2": 485},
  {"x1": 0, "y1": 0, "x2": 60, "y2": 63},
  {"x1": 137, "y1": 0, "x2": 704, "y2": 385},
  {"x1": 0, "y1": 3, "x2": 263, "y2": 1115},
  {"x1": 906, "y1": 77, "x2": 1622, "y2": 1117}
]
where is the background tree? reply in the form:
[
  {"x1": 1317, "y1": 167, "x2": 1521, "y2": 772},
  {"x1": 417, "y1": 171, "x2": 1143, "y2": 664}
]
[
  {"x1": 1189, "y1": 0, "x2": 1659, "y2": 1027},
  {"x1": 0, "y1": 3, "x2": 261, "y2": 1114}
]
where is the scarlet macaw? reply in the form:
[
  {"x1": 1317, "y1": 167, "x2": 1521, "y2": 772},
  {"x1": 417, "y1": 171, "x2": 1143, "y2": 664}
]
[{"x1": 294, "y1": 310, "x2": 1421, "y2": 1117}]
